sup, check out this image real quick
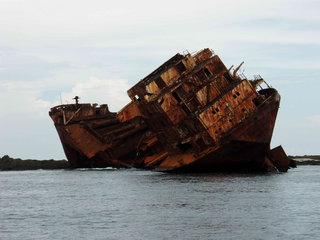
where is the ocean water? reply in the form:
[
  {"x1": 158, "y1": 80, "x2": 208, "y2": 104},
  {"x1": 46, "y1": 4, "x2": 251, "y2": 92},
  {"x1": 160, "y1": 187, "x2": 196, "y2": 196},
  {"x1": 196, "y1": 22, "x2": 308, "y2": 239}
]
[{"x1": 1, "y1": 166, "x2": 320, "y2": 240}]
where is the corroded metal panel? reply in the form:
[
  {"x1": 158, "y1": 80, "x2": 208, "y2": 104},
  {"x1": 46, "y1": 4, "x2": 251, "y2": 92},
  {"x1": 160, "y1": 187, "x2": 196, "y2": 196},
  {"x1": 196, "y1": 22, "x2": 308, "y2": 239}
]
[
  {"x1": 64, "y1": 124, "x2": 109, "y2": 158},
  {"x1": 193, "y1": 48, "x2": 213, "y2": 63},
  {"x1": 198, "y1": 80, "x2": 260, "y2": 142},
  {"x1": 196, "y1": 86, "x2": 208, "y2": 106},
  {"x1": 182, "y1": 54, "x2": 196, "y2": 70},
  {"x1": 160, "y1": 66, "x2": 180, "y2": 86},
  {"x1": 118, "y1": 101, "x2": 144, "y2": 122},
  {"x1": 160, "y1": 93, "x2": 186, "y2": 124},
  {"x1": 145, "y1": 80, "x2": 161, "y2": 95},
  {"x1": 206, "y1": 55, "x2": 229, "y2": 76}
]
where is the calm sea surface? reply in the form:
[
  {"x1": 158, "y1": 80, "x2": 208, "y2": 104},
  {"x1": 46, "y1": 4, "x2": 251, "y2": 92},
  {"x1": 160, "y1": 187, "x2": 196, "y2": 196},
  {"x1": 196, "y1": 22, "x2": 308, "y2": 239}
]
[{"x1": 1, "y1": 166, "x2": 320, "y2": 240}]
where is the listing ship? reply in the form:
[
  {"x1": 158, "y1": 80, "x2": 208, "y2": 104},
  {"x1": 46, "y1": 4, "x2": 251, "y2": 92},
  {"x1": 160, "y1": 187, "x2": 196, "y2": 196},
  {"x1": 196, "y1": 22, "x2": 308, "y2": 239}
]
[{"x1": 49, "y1": 48, "x2": 294, "y2": 172}]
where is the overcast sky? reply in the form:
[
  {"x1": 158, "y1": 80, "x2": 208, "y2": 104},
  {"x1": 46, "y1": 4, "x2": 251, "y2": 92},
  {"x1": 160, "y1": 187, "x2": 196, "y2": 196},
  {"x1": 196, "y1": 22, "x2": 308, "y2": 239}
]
[{"x1": 0, "y1": 0, "x2": 319, "y2": 159}]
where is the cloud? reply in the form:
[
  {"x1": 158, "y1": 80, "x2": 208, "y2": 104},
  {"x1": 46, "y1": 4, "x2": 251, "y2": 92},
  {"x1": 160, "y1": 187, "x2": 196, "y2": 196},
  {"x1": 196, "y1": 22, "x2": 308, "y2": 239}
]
[
  {"x1": 60, "y1": 77, "x2": 131, "y2": 112},
  {"x1": 0, "y1": 81, "x2": 53, "y2": 119},
  {"x1": 0, "y1": 79, "x2": 57, "y2": 158},
  {"x1": 1, "y1": 0, "x2": 319, "y2": 48},
  {"x1": 0, "y1": 75, "x2": 132, "y2": 118},
  {"x1": 0, "y1": 47, "x2": 70, "y2": 83},
  {"x1": 308, "y1": 115, "x2": 320, "y2": 126}
]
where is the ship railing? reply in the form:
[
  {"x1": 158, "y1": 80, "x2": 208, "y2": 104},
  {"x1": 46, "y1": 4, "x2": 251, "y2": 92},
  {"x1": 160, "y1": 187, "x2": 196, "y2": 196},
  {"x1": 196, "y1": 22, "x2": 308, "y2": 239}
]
[
  {"x1": 190, "y1": 48, "x2": 215, "y2": 57},
  {"x1": 239, "y1": 73, "x2": 247, "y2": 80},
  {"x1": 256, "y1": 79, "x2": 271, "y2": 90},
  {"x1": 253, "y1": 74, "x2": 264, "y2": 81},
  {"x1": 249, "y1": 74, "x2": 273, "y2": 91},
  {"x1": 62, "y1": 107, "x2": 82, "y2": 125},
  {"x1": 183, "y1": 49, "x2": 190, "y2": 55}
]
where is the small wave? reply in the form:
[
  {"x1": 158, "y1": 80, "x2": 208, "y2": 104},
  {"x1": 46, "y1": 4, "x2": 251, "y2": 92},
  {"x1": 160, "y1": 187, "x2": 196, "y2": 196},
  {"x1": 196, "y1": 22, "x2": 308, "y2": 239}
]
[{"x1": 72, "y1": 167, "x2": 118, "y2": 171}]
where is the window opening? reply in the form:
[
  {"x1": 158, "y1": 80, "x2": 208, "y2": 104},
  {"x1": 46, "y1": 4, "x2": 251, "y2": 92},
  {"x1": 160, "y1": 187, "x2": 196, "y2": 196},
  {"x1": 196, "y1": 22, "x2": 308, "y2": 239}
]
[
  {"x1": 204, "y1": 68, "x2": 212, "y2": 78},
  {"x1": 224, "y1": 72, "x2": 233, "y2": 82},
  {"x1": 154, "y1": 76, "x2": 166, "y2": 89},
  {"x1": 177, "y1": 142, "x2": 192, "y2": 152},
  {"x1": 195, "y1": 70, "x2": 206, "y2": 81},
  {"x1": 172, "y1": 92, "x2": 182, "y2": 103},
  {"x1": 252, "y1": 98, "x2": 260, "y2": 106},
  {"x1": 176, "y1": 61, "x2": 187, "y2": 73},
  {"x1": 212, "y1": 108, "x2": 220, "y2": 114}
]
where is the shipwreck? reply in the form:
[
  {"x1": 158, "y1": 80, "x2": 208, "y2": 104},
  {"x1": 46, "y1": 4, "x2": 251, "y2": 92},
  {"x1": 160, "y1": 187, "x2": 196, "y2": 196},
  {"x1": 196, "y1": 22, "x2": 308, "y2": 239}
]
[{"x1": 49, "y1": 48, "x2": 294, "y2": 172}]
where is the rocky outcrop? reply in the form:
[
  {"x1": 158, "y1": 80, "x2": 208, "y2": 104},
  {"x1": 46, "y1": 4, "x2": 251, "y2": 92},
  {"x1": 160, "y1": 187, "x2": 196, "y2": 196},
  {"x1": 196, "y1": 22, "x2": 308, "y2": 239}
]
[{"x1": 0, "y1": 155, "x2": 69, "y2": 170}]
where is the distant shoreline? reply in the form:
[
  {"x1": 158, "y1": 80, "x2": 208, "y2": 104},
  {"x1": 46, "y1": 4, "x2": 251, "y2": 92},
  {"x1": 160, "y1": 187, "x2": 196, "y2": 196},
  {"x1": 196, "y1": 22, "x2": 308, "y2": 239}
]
[
  {"x1": 289, "y1": 155, "x2": 320, "y2": 165},
  {"x1": 0, "y1": 155, "x2": 69, "y2": 171},
  {"x1": 1, "y1": 154, "x2": 320, "y2": 171}
]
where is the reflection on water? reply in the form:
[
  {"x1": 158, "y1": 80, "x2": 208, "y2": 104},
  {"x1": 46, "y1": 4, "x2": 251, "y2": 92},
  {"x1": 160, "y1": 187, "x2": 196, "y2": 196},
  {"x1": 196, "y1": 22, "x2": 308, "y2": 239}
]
[{"x1": 1, "y1": 166, "x2": 319, "y2": 240}]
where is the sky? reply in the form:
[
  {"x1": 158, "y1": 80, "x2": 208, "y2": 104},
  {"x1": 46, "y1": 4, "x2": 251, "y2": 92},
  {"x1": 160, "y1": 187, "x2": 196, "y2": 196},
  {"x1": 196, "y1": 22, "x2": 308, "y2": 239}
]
[{"x1": 0, "y1": 0, "x2": 319, "y2": 159}]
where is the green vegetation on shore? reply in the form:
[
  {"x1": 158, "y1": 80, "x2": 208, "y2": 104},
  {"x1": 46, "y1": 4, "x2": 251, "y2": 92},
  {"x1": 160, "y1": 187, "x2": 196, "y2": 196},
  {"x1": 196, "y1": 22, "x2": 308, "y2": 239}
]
[{"x1": 0, "y1": 155, "x2": 69, "y2": 171}]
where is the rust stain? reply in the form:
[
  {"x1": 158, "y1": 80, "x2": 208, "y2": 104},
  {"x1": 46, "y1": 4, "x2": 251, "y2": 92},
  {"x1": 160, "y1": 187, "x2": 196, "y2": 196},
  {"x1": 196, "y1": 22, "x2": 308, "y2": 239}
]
[{"x1": 49, "y1": 48, "x2": 294, "y2": 172}]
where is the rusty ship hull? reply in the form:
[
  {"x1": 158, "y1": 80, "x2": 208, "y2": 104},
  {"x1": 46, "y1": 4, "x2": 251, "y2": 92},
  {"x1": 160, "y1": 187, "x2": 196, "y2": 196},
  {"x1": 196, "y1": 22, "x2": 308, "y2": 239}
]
[{"x1": 49, "y1": 48, "x2": 293, "y2": 172}]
